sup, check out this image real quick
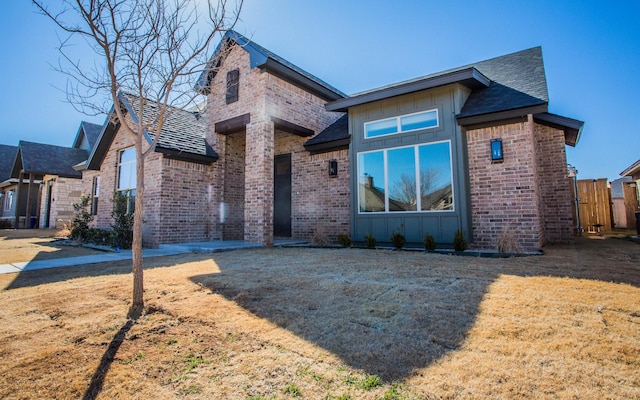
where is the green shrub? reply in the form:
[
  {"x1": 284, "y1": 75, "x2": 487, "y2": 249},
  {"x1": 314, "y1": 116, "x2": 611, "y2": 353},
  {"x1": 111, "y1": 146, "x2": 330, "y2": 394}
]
[
  {"x1": 111, "y1": 191, "x2": 134, "y2": 249},
  {"x1": 423, "y1": 233, "x2": 436, "y2": 251},
  {"x1": 364, "y1": 234, "x2": 376, "y2": 249},
  {"x1": 337, "y1": 234, "x2": 352, "y2": 247},
  {"x1": 87, "y1": 228, "x2": 113, "y2": 245},
  {"x1": 390, "y1": 231, "x2": 405, "y2": 250},
  {"x1": 70, "y1": 195, "x2": 93, "y2": 242},
  {"x1": 453, "y1": 229, "x2": 467, "y2": 251}
]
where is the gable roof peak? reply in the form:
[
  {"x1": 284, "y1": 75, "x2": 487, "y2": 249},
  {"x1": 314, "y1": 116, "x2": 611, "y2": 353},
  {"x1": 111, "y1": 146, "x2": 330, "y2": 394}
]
[{"x1": 196, "y1": 30, "x2": 346, "y2": 101}]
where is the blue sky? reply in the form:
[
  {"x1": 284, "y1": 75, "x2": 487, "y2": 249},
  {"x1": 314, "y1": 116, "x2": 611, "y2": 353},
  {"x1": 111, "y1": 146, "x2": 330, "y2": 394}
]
[{"x1": 1, "y1": 1, "x2": 638, "y2": 181}]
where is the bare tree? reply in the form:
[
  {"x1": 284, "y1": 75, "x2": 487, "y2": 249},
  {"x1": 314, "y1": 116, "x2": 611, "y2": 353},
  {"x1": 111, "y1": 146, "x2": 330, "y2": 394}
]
[
  {"x1": 390, "y1": 168, "x2": 442, "y2": 210},
  {"x1": 33, "y1": 0, "x2": 243, "y2": 318}
]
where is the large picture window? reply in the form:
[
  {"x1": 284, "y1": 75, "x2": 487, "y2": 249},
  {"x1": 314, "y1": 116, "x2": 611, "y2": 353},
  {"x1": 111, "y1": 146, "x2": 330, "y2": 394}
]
[
  {"x1": 364, "y1": 109, "x2": 438, "y2": 139},
  {"x1": 117, "y1": 147, "x2": 136, "y2": 214},
  {"x1": 357, "y1": 141, "x2": 454, "y2": 213}
]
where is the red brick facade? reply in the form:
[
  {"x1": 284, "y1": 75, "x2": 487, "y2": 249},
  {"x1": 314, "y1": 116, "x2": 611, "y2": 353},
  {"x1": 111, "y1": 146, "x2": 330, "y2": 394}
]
[
  {"x1": 204, "y1": 45, "x2": 346, "y2": 245},
  {"x1": 466, "y1": 116, "x2": 573, "y2": 252}
]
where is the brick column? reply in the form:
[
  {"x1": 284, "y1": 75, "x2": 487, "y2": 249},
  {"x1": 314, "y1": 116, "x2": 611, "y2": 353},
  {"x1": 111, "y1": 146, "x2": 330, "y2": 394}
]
[{"x1": 244, "y1": 118, "x2": 274, "y2": 245}]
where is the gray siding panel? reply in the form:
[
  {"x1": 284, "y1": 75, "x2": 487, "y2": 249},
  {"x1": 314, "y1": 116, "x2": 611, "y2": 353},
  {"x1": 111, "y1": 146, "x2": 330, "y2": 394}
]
[{"x1": 349, "y1": 85, "x2": 471, "y2": 246}]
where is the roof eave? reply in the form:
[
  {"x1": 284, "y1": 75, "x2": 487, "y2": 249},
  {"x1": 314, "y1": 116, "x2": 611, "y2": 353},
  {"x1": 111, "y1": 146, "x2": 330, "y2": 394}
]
[
  {"x1": 303, "y1": 138, "x2": 350, "y2": 154},
  {"x1": 155, "y1": 146, "x2": 219, "y2": 164},
  {"x1": 262, "y1": 58, "x2": 345, "y2": 102},
  {"x1": 533, "y1": 112, "x2": 585, "y2": 147},
  {"x1": 326, "y1": 67, "x2": 491, "y2": 112},
  {"x1": 620, "y1": 159, "x2": 640, "y2": 177},
  {"x1": 456, "y1": 104, "x2": 548, "y2": 127}
]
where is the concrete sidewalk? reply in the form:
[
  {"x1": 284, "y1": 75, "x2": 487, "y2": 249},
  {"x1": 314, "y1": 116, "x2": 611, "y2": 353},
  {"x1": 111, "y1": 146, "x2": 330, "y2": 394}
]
[{"x1": 0, "y1": 239, "x2": 308, "y2": 275}]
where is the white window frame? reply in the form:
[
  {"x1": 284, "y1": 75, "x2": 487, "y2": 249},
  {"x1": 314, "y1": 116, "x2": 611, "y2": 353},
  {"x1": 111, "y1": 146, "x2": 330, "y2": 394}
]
[
  {"x1": 117, "y1": 147, "x2": 136, "y2": 191},
  {"x1": 357, "y1": 140, "x2": 455, "y2": 214},
  {"x1": 4, "y1": 190, "x2": 14, "y2": 211},
  {"x1": 364, "y1": 109, "x2": 439, "y2": 139}
]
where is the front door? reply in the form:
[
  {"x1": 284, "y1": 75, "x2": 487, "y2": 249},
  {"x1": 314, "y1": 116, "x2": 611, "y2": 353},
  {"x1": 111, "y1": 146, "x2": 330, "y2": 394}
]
[{"x1": 274, "y1": 154, "x2": 292, "y2": 237}]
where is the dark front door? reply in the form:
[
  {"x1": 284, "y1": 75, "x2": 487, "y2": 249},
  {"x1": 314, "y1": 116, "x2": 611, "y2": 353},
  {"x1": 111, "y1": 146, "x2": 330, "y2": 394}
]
[{"x1": 274, "y1": 154, "x2": 292, "y2": 237}]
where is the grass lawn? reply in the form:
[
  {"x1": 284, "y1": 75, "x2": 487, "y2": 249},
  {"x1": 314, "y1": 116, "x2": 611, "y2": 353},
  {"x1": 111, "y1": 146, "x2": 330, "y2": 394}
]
[
  {"x1": 0, "y1": 235, "x2": 638, "y2": 399},
  {"x1": 0, "y1": 229, "x2": 106, "y2": 264}
]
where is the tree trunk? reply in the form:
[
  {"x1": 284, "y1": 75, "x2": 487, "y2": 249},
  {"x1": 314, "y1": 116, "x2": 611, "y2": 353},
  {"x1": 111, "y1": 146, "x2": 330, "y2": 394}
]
[{"x1": 128, "y1": 143, "x2": 145, "y2": 319}]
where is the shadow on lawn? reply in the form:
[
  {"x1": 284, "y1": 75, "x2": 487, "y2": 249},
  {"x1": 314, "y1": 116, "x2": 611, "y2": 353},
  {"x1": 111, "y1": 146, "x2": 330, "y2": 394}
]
[
  {"x1": 190, "y1": 237, "x2": 640, "y2": 381},
  {"x1": 191, "y1": 251, "x2": 496, "y2": 381},
  {"x1": 82, "y1": 319, "x2": 136, "y2": 400}
]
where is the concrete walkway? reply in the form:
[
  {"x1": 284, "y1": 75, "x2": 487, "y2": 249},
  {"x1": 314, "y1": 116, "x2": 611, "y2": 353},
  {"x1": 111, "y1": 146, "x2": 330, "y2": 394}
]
[{"x1": 0, "y1": 239, "x2": 308, "y2": 275}]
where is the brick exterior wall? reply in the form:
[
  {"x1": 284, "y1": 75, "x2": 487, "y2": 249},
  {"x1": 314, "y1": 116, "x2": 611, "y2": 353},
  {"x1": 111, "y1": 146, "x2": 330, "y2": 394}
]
[
  {"x1": 205, "y1": 44, "x2": 346, "y2": 245},
  {"x1": 39, "y1": 175, "x2": 84, "y2": 229},
  {"x1": 466, "y1": 116, "x2": 574, "y2": 251},
  {"x1": 534, "y1": 123, "x2": 574, "y2": 243},
  {"x1": 466, "y1": 117, "x2": 543, "y2": 252}
]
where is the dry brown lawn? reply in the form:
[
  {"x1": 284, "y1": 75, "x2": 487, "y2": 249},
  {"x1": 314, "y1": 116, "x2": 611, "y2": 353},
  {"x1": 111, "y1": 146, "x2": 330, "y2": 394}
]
[
  {"x1": 0, "y1": 229, "x2": 105, "y2": 264},
  {"x1": 0, "y1": 235, "x2": 638, "y2": 399}
]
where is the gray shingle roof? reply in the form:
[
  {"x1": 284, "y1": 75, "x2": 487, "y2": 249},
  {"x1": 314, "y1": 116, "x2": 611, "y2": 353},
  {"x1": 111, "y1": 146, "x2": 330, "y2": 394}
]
[
  {"x1": 304, "y1": 115, "x2": 349, "y2": 153},
  {"x1": 119, "y1": 93, "x2": 217, "y2": 160},
  {"x1": 327, "y1": 47, "x2": 548, "y2": 119},
  {"x1": 81, "y1": 121, "x2": 103, "y2": 150},
  {"x1": 457, "y1": 47, "x2": 548, "y2": 118},
  {"x1": 14, "y1": 141, "x2": 88, "y2": 178},
  {"x1": 610, "y1": 177, "x2": 632, "y2": 199},
  {"x1": 0, "y1": 144, "x2": 18, "y2": 182}
]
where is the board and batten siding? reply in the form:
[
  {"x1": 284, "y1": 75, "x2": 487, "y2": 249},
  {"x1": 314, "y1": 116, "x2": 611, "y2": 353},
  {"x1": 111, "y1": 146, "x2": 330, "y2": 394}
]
[{"x1": 349, "y1": 84, "x2": 472, "y2": 245}]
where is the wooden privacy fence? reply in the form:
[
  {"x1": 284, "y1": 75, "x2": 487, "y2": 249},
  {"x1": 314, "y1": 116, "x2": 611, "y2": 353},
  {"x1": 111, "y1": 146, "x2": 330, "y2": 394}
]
[{"x1": 572, "y1": 178, "x2": 612, "y2": 233}]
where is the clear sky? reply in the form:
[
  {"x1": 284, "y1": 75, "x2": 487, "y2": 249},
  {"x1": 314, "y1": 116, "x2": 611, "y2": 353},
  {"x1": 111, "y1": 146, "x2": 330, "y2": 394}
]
[{"x1": 1, "y1": 1, "x2": 638, "y2": 181}]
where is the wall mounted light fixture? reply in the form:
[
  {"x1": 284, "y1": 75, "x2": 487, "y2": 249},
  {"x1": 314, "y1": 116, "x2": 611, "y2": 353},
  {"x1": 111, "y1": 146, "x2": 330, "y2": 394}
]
[
  {"x1": 328, "y1": 160, "x2": 338, "y2": 176},
  {"x1": 491, "y1": 138, "x2": 503, "y2": 163}
]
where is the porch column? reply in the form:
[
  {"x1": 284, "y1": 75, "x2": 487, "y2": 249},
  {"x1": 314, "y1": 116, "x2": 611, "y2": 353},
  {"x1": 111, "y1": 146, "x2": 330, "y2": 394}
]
[
  {"x1": 25, "y1": 173, "x2": 34, "y2": 228},
  {"x1": 15, "y1": 172, "x2": 23, "y2": 228},
  {"x1": 244, "y1": 117, "x2": 274, "y2": 246}
]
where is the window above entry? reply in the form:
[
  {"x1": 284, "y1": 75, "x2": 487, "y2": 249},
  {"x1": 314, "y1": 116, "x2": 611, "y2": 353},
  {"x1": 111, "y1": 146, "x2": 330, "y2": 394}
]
[{"x1": 364, "y1": 109, "x2": 438, "y2": 139}]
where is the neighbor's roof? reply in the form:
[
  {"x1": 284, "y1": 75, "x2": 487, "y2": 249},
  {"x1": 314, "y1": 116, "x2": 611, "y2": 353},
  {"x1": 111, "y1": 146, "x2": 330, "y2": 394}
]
[
  {"x1": 196, "y1": 30, "x2": 346, "y2": 101},
  {"x1": 0, "y1": 144, "x2": 18, "y2": 182},
  {"x1": 12, "y1": 141, "x2": 88, "y2": 178},
  {"x1": 72, "y1": 121, "x2": 104, "y2": 151},
  {"x1": 86, "y1": 93, "x2": 218, "y2": 170},
  {"x1": 610, "y1": 177, "x2": 632, "y2": 198},
  {"x1": 620, "y1": 159, "x2": 640, "y2": 178}
]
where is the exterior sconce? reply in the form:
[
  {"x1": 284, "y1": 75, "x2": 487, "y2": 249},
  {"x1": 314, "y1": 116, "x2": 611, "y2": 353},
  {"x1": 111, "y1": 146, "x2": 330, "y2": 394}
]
[
  {"x1": 328, "y1": 160, "x2": 338, "y2": 176},
  {"x1": 491, "y1": 138, "x2": 503, "y2": 163}
]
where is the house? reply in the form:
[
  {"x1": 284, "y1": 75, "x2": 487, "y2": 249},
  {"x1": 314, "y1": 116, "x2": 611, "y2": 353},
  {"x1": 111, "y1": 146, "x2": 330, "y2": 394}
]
[
  {"x1": 5, "y1": 121, "x2": 102, "y2": 230},
  {"x1": 11, "y1": 141, "x2": 89, "y2": 229},
  {"x1": 620, "y1": 159, "x2": 640, "y2": 231},
  {"x1": 0, "y1": 144, "x2": 20, "y2": 228},
  {"x1": 610, "y1": 177, "x2": 637, "y2": 230},
  {"x1": 83, "y1": 31, "x2": 583, "y2": 252}
]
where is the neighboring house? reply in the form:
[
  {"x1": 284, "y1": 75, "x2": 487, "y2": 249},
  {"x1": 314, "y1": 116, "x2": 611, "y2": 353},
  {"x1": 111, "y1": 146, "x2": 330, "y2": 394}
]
[
  {"x1": 610, "y1": 177, "x2": 637, "y2": 229},
  {"x1": 620, "y1": 159, "x2": 640, "y2": 230},
  {"x1": 10, "y1": 140, "x2": 90, "y2": 229},
  {"x1": 0, "y1": 144, "x2": 20, "y2": 227},
  {"x1": 80, "y1": 31, "x2": 582, "y2": 252}
]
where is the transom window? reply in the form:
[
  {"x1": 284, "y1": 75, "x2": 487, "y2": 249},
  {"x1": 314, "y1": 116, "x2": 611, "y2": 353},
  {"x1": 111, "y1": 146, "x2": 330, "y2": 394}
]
[
  {"x1": 357, "y1": 141, "x2": 454, "y2": 213},
  {"x1": 364, "y1": 109, "x2": 438, "y2": 139}
]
